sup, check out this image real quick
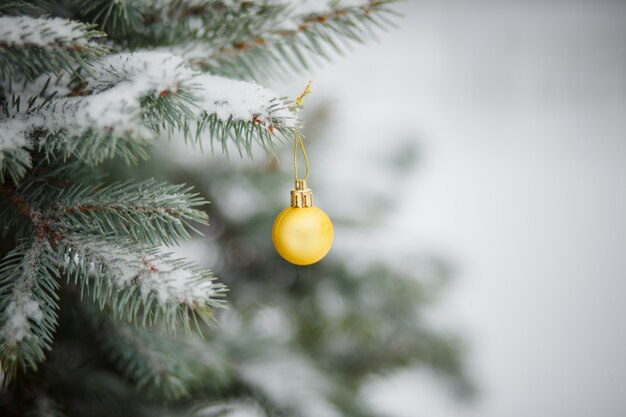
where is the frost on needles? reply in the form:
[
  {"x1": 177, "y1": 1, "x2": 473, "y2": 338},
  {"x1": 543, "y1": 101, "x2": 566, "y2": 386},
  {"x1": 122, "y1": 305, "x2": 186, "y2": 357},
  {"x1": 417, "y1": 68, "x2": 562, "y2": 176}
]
[{"x1": 0, "y1": 171, "x2": 227, "y2": 379}]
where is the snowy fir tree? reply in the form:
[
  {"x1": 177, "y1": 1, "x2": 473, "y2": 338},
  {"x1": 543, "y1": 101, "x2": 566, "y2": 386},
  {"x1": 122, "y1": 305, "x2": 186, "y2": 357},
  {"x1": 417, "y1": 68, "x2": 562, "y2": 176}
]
[{"x1": 0, "y1": 1, "x2": 471, "y2": 416}]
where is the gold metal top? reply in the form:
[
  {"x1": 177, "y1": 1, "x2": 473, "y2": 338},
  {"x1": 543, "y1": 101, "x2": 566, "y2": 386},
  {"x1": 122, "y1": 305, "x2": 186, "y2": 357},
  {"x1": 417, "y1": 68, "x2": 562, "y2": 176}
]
[{"x1": 290, "y1": 179, "x2": 313, "y2": 208}]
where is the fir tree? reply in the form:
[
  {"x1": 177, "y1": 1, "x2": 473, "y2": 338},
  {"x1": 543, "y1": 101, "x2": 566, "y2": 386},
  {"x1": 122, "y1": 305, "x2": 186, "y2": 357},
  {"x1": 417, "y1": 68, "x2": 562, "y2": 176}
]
[{"x1": 0, "y1": 1, "x2": 470, "y2": 416}]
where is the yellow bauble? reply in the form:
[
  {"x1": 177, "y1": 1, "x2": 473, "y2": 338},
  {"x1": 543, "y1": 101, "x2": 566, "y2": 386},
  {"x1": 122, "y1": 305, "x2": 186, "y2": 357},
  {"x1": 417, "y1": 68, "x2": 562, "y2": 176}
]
[{"x1": 272, "y1": 206, "x2": 334, "y2": 265}]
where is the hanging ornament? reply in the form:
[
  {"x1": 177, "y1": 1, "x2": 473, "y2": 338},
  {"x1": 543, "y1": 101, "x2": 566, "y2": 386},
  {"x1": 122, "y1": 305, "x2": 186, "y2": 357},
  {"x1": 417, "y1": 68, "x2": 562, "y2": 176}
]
[{"x1": 272, "y1": 82, "x2": 333, "y2": 265}]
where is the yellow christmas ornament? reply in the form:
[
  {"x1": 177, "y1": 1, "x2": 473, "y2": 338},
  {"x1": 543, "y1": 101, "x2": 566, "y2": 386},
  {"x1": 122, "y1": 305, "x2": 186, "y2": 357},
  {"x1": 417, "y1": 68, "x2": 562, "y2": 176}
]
[{"x1": 272, "y1": 82, "x2": 333, "y2": 265}]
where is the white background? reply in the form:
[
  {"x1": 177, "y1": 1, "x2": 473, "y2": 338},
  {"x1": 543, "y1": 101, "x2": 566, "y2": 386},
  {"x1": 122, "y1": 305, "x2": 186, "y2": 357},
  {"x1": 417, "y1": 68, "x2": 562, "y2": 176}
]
[{"x1": 283, "y1": 1, "x2": 626, "y2": 416}]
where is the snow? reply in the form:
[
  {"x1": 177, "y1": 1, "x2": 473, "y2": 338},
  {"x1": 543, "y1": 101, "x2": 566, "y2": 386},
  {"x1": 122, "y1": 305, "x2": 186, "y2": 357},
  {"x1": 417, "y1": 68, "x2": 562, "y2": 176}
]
[
  {"x1": 0, "y1": 244, "x2": 45, "y2": 344},
  {"x1": 139, "y1": 257, "x2": 216, "y2": 305},
  {"x1": 3, "y1": 298, "x2": 43, "y2": 343},
  {"x1": 67, "y1": 237, "x2": 217, "y2": 306},
  {"x1": 0, "y1": 16, "x2": 91, "y2": 47},
  {"x1": 193, "y1": 74, "x2": 297, "y2": 128},
  {"x1": 88, "y1": 52, "x2": 194, "y2": 94},
  {"x1": 0, "y1": 119, "x2": 29, "y2": 153},
  {"x1": 0, "y1": 51, "x2": 295, "y2": 163},
  {"x1": 1, "y1": 73, "x2": 73, "y2": 115},
  {"x1": 39, "y1": 52, "x2": 195, "y2": 136},
  {"x1": 0, "y1": 52, "x2": 193, "y2": 156}
]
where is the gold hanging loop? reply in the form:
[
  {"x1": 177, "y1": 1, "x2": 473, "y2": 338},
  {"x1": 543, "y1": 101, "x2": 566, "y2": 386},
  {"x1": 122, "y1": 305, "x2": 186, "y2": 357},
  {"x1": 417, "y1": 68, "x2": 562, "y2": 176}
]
[
  {"x1": 293, "y1": 130, "x2": 309, "y2": 182},
  {"x1": 295, "y1": 80, "x2": 312, "y2": 107},
  {"x1": 293, "y1": 81, "x2": 312, "y2": 183}
]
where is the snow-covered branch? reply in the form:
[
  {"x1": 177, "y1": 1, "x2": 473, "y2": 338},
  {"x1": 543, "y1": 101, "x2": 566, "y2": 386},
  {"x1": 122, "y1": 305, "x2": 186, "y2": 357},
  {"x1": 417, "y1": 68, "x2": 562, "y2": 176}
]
[
  {"x1": 0, "y1": 15, "x2": 108, "y2": 82},
  {"x1": 0, "y1": 240, "x2": 60, "y2": 379},
  {"x1": 0, "y1": 16, "x2": 95, "y2": 48},
  {"x1": 37, "y1": 52, "x2": 194, "y2": 138},
  {"x1": 0, "y1": 51, "x2": 297, "y2": 182},
  {"x1": 62, "y1": 235, "x2": 227, "y2": 330},
  {"x1": 193, "y1": 74, "x2": 295, "y2": 127}
]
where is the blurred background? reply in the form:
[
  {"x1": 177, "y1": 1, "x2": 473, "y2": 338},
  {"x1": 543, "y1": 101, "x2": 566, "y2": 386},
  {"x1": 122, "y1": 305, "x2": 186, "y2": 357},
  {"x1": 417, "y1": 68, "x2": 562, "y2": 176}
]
[
  {"x1": 272, "y1": 0, "x2": 626, "y2": 416},
  {"x1": 142, "y1": 0, "x2": 626, "y2": 416}
]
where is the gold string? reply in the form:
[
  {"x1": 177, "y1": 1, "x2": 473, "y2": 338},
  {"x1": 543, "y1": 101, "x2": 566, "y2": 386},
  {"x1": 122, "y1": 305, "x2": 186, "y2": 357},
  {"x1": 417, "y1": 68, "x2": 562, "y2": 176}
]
[
  {"x1": 294, "y1": 81, "x2": 312, "y2": 182},
  {"x1": 294, "y1": 130, "x2": 309, "y2": 181},
  {"x1": 295, "y1": 80, "x2": 312, "y2": 107}
]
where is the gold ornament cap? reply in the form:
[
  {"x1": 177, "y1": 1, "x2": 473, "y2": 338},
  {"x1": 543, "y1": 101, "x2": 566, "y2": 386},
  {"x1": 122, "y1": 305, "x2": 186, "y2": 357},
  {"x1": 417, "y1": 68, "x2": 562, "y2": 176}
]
[{"x1": 290, "y1": 179, "x2": 312, "y2": 208}]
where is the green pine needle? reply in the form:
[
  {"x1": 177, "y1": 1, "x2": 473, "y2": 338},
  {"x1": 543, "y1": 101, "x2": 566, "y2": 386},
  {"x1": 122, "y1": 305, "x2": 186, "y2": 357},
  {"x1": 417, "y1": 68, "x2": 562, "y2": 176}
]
[{"x1": 0, "y1": 240, "x2": 60, "y2": 381}]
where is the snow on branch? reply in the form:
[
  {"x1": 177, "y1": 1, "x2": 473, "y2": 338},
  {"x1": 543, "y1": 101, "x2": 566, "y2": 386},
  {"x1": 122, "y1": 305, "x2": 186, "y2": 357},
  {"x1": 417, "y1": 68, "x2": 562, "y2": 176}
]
[
  {"x1": 0, "y1": 247, "x2": 45, "y2": 345},
  {"x1": 0, "y1": 119, "x2": 31, "y2": 156},
  {"x1": 0, "y1": 240, "x2": 60, "y2": 379},
  {"x1": 0, "y1": 52, "x2": 193, "y2": 179},
  {"x1": 193, "y1": 74, "x2": 294, "y2": 126},
  {"x1": 0, "y1": 51, "x2": 297, "y2": 182},
  {"x1": 61, "y1": 235, "x2": 227, "y2": 330},
  {"x1": 0, "y1": 119, "x2": 31, "y2": 183},
  {"x1": 0, "y1": 15, "x2": 108, "y2": 82},
  {"x1": 191, "y1": 74, "x2": 297, "y2": 155},
  {"x1": 0, "y1": 16, "x2": 94, "y2": 48},
  {"x1": 42, "y1": 52, "x2": 195, "y2": 136}
]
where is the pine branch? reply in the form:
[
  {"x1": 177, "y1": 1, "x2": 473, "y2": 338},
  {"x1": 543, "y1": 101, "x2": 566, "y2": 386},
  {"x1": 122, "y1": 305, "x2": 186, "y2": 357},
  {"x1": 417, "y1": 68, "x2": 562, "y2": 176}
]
[
  {"x1": 0, "y1": 15, "x2": 109, "y2": 82},
  {"x1": 0, "y1": 239, "x2": 60, "y2": 381},
  {"x1": 172, "y1": 0, "x2": 398, "y2": 79},
  {"x1": 60, "y1": 235, "x2": 227, "y2": 331},
  {"x1": 185, "y1": 74, "x2": 297, "y2": 157},
  {"x1": 0, "y1": 51, "x2": 189, "y2": 182},
  {"x1": 104, "y1": 324, "x2": 193, "y2": 400},
  {"x1": 0, "y1": 52, "x2": 297, "y2": 183},
  {"x1": 0, "y1": 1, "x2": 47, "y2": 17},
  {"x1": 74, "y1": 0, "x2": 281, "y2": 48},
  {"x1": 83, "y1": 301, "x2": 223, "y2": 400},
  {"x1": 45, "y1": 180, "x2": 209, "y2": 246},
  {"x1": 70, "y1": 0, "x2": 397, "y2": 80},
  {"x1": 2, "y1": 164, "x2": 227, "y2": 326},
  {"x1": 0, "y1": 166, "x2": 227, "y2": 383},
  {"x1": 38, "y1": 129, "x2": 155, "y2": 167},
  {"x1": 78, "y1": 0, "x2": 149, "y2": 40},
  {"x1": 136, "y1": 0, "x2": 287, "y2": 47},
  {"x1": 0, "y1": 162, "x2": 100, "y2": 242}
]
